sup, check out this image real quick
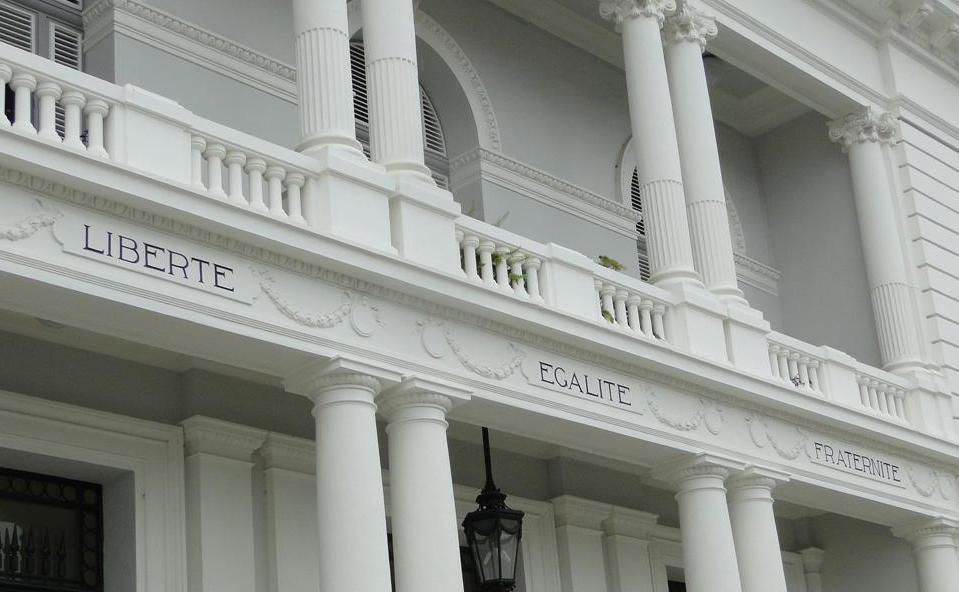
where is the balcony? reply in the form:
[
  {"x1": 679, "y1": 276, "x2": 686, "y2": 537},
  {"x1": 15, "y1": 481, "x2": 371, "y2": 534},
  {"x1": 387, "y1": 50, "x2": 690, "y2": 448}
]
[{"x1": 0, "y1": 41, "x2": 954, "y2": 452}]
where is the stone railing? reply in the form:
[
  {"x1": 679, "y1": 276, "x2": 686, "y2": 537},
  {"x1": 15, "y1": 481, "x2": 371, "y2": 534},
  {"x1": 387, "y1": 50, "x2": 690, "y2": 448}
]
[
  {"x1": 853, "y1": 368, "x2": 909, "y2": 423},
  {"x1": 767, "y1": 332, "x2": 825, "y2": 395},
  {"x1": 1, "y1": 44, "x2": 118, "y2": 159},
  {"x1": 592, "y1": 266, "x2": 672, "y2": 343},
  {"x1": 455, "y1": 217, "x2": 547, "y2": 303}
]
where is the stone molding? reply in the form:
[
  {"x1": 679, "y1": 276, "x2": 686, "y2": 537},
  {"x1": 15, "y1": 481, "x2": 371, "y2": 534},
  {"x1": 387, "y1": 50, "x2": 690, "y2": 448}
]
[
  {"x1": 376, "y1": 375, "x2": 471, "y2": 420},
  {"x1": 828, "y1": 108, "x2": 900, "y2": 151},
  {"x1": 283, "y1": 356, "x2": 401, "y2": 400},
  {"x1": 892, "y1": 517, "x2": 959, "y2": 543},
  {"x1": 0, "y1": 199, "x2": 62, "y2": 241},
  {"x1": 599, "y1": 0, "x2": 677, "y2": 29},
  {"x1": 181, "y1": 415, "x2": 268, "y2": 460},
  {"x1": 602, "y1": 507, "x2": 660, "y2": 539},
  {"x1": 258, "y1": 432, "x2": 315, "y2": 474},
  {"x1": 799, "y1": 547, "x2": 824, "y2": 574},
  {"x1": 551, "y1": 495, "x2": 614, "y2": 530},
  {"x1": 651, "y1": 452, "x2": 746, "y2": 486},
  {"x1": 663, "y1": 2, "x2": 718, "y2": 49}
]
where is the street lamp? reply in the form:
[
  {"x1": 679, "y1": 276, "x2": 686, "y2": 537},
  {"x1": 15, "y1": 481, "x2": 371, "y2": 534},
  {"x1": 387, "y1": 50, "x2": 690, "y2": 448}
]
[{"x1": 462, "y1": 427, "x2": 525, "y2": 592}]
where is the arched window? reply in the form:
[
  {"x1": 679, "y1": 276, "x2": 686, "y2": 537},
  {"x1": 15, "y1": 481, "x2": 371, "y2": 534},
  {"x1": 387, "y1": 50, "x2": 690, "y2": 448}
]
[{"x1": 349, "y1": 41, "x2": 450, "y2": 189}]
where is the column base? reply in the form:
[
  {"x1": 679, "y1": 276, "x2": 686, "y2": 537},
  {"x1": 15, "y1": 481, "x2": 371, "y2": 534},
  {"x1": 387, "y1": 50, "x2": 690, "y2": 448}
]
[{"x1": 296, "y1": 134, "x2": 367, "y2": 160}]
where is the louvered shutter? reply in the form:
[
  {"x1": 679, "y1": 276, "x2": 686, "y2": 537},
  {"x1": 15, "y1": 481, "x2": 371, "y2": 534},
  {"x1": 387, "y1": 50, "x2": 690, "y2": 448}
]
[
  {"x1": 0, "y1": 1, "x2": 36, "y2": 53},
  {"x1": 50, "y1": 22, "x2": 81, "y2": 69},
  {"x1": 629, "y1": 167, "x2": 651, "y2": 281},
  {"x1": 349, "y1": 41, "x2": 371, "y2": 158}
]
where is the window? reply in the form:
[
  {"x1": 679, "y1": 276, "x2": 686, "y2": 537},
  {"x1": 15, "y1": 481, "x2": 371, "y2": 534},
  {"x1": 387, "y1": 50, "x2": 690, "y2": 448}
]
[
  {"x1": 628, "y1": 167, "x2": 652, "y2": 282},
  {"x1": 0, "y1": 0, "x2": 82, "y2": 66},
  {"x1": 349, "y1": 40, "x2": 451, "y2": 189},
  {"x1": 0, "y1": 467, "x2": 104, "y2": 592}
]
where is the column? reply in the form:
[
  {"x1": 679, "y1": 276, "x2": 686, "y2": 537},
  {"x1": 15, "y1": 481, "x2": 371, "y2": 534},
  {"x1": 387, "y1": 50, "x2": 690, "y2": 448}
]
[
  {"x1": 799, "y1": 547, "x2": 824, "y2": 592},
  {"x1": 600, "y1": 0, "x2": 701, "y2": 288},
  {"x1": 552, "y1": 496, "x2": 613, "y2": 592},
  {"x1": 361, "y1": 0, "x2": 432, "y2": 180},
  {"x1": 377, "y1": 378, "x2": 470, "y2": 592},
  {"x1": 895, "y1": 518, "x2": 959, "y2": 592},
  {"x1": 292, "y1": 0, "x2": 364, "y2": 156},
  {"x1": 654, "y1": 455, "x2": 743, "y2": 592},
  {"x1": 663, "y1": 3, "x2": 746, "y2": 306},
  {"x1": 180, "y1": 417, "x2": 267, "y2": 592},
  {"x1": 828, "y1": 109, "x2": 924, "y2": 374},
  {"x1": 602, "y1": 508, "x2": 659, "y2": 592},
  {"x1": 727, "y1": 470, "x2": 789, "y2": 592},
  {"x1": 284, "y1": 358, "x2": 398, "y2": 592}
]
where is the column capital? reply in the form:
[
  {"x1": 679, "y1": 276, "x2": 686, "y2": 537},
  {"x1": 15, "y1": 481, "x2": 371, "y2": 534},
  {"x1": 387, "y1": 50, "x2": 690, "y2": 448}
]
[
  {"x1": 727, "y1": 466, "x2": 790, "y2": 502},
  {"x1": 828, "y1": 108, "x2": 899, "y2": 151},
  {"x1": 799, "y1": 547, "x2": 825, "y2": 574},
  {"x1": 376, "y1": 375, "x2": 471, "y2": 422},
  {"x1": 651, "y1": 452, "x2": 747, "y2": 489},
  {"x1": 602, "y1": 507, "x2": 659, "y2": 539},
  {"x1": 551, "y1": 495, "x2": 614, "y2": 530},
  {"x1": 663, "y1": 3, "x2": 718, "y2": 50},
  {"x1": 258, "y1": 432, "x2": 315, "y2": 474},
  {"x1": 893, "y1": 516, "x2": 959, "y2": 544},
  {"x1": 180, "y1": 416, "x2": 267, "y2": 460},
  {"x1": 600, "y1": 0, "x2": 677, "y2": 29},
  {"x1": 283, "y1": 356, "x2": 402, "y2": 401}
]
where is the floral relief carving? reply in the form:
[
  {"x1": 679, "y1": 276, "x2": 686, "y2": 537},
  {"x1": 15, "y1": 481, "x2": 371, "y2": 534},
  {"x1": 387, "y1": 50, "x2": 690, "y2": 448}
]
[
  {"x1": 644, "y1": 387, "x2": 723, "y2": 434},
  {"x1": 416, "y1": 318, "x2": 525, "y2": 380},
  {"x1": 906, "y1": 466, "x2": 953, "y2": 501},
  {"x1": 0, "y1": 200, "x2": 62, "y2": 241},
  {"x1": 745, "y1": 413, "x2": 810, "y2": 461},
  {"x1": 254, "y1": 269, "x2": 383, "y2": 336}
]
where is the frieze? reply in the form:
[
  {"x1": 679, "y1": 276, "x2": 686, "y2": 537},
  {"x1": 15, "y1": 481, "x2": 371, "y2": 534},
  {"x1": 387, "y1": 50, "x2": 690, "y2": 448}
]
[
  {"x1": 417, "y1": 318, "x2": 525, "y2": 380},
  {"x1": 0, "y1": 200, "x2": 62, "y2": 241}
]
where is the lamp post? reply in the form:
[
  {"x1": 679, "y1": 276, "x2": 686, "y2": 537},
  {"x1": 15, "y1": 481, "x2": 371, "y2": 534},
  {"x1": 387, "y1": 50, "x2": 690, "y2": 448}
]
[{"x1": 462, "y1": 427, "x2": 525, "y2": 592}]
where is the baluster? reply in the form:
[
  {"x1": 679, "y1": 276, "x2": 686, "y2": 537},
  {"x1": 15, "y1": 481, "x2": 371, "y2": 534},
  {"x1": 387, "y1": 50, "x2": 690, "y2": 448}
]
[
  {"x1": 10, "y1": 72, "x2": 37, "y2": 133},
  {"x1": 652, "y1": 304, "x2": 666, "y2": 340},
  {"x1": 787, "y1": 353, "x2": 800, "y2": 385},
  {"x1": 265, "y1": 165, "x2": 287, "y2": 218},
  {"x1": 626, "y1": 295, "x2": 641, "y2": 332},
  {"x1": 84, "y1": 99, "x2": 110, "y2": 158},
  {"x1": 8, "y1": 526, "x2": 20, "y2": 573},
  {"x1": 203, "y1": 143, "x2": 228, "y2": 198},
  {"x1": 808, "y1": 361, "x2": 822, "y2": 393},
  {"x1": 594, "y1": 279, "x2": 604, "y2": 320},
  {"x1": 639, "y1": 300, "x2": 654, "y2": 338},
  {"x1": 0, "y1": 64, "x2": 11, "y2": 127},
  {"x1": 768, "y1": 345, "x2": 781, "y2": 379},
  {"x1": 478, "y1": 241, "x2": 496, "y2": 287},
  {"x1": 614, "y1": 289, "x2": 629, "y2": 328},
  {"x1": 39, "y1": 529, "x2": 50, "y2": 577},
  {"x1": 35, "y1": 82, "x2": 62, "y2": 142},
  {"x1": 494, "y1": 246, "x2": 511, "y2": 290},
  {"x1": 245, "y1": 157, "x2": 268, "y2": 212},
  {"x1": 285, "y1": 172, "x2": 307, "y2": 224},
  {"x1": 461, "y1": 235, "x2": 480, "y2": 281},
  {"x1": 524, "y1": 257, "x2": 544, "y2": 303},
  {"x1": 224, "y1": 150, "x2": 247, "y2": 205},
  {"x1": 22, "y1": 527, "x2": 34, "y2": 576},
  {"x1": 857, "y1": 375, "x2": 869, "y2": 407},
  {"x1": 877, "y1": 386, "x2": 890, "y2": 414},
  {"x1": 867, "y1": 380, "x2": 880, "y2": 411},
  {"x1": 190, "y1": 136, "x2": 207, "y2": 189},
  {"x1": 894, "y1": 390, "x2": 907, "y2": 420},
  {"x1": 798, "y1": 356, "x2": 811, "y2": 389},
  {"x1": 600, "y1": 284, "x2": 616, "y2": 323},
  {"x1": 60, "y1": 90, "x2": 86, "y2": 149},
  {"x1": 777, "y1": 349, "x2": 790, "y2": 382},
  {"x1": 55, "y1": 531, "x2": 65, "y2": 578},
  {"x1": 509, "y1": 252, "x2": 528, "y2": 297}
]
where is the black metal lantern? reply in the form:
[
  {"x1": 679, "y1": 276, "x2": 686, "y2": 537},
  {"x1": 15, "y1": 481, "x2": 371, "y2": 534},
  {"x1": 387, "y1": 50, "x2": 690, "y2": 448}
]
[{"x1": 462, "y1": 428, "x2": 525, "y2": 592}]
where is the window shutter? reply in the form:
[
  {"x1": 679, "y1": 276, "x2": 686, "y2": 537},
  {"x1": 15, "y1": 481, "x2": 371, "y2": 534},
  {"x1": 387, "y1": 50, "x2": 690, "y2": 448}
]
[
  {"x1": 348, "y1": 41, "x2": 371, "y2": 157},
  {"x1": 50, "y1": 22, "x2": 82, "y2": 70},
  {"x1": 421, "y1": 89, "x2": 446, "y2": 158},
  {"x1": 0, "y1": 1, "x2": 36, "y2": 53},
  {"x1": 630, "y1": 167, "x2": 651, "y2": 281}
]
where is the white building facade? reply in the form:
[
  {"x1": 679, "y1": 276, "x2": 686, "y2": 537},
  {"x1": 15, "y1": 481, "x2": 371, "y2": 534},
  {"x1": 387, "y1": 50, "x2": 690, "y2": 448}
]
[{"x1": 2, "y1": 0, "x2": 959, "y2": 591}]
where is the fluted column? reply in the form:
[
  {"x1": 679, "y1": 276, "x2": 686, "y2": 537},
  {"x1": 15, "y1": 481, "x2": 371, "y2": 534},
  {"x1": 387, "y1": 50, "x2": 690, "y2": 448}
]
[
  {"x1": 664, "y1": 4, "x2": 746, "y2": 305},
  {"x1": 378, "y1": 378, "x2": 469, "y2": 592},
  {"x1": 727, "y1": 470, "x2": 789, "y2": 592},
  {"x1": 600, "y1": 0, "x2": 701, "y2": 288},
  {"x1": 284, "y1": 359, "x2": 396, "y2": 592},
  {"x1": 654, "y1": 455, "x2": 743, "y2": 592},
  {"x1": 829, "y1": 109, "x2": 924, "y2": 374},
  {"x1": 361, "y1": 0, "x2": 432, "y2": 180},
  {"x1": 292, "y1": 0, "x2": 364, "y2": 156},
  {"x1": 895, "y1": 518, "x2": 959, "y2": 592}
]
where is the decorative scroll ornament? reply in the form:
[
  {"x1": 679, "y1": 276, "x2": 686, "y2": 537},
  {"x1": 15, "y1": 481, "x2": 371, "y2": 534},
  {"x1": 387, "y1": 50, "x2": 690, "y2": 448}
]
[
  {"x1": 254, "y1": 269, "x2": 383, "y2": 336},
  {"x1": 906, "y1": 466, "x2": 953, "y2": 500},
  {"x1": 827, "y1": 108, "x2": 900, "y2": 151},
  {"x1": 745, "y1": 413, "x2": 809, "y2": 460},
  {"x1": 599, "y1": 0, "x2": 677, "y2": 29},
  {"x1": 0, "y1": 200, "x2": 62, "y2": 241},
  {"x1": 416, "y1": 318, "x2": 525, "y2": 380},
  {"x1": 644, "y1": 387, "x2": 723, "y2": 434},
  {"x1": 662, "y1": 2, "x2": 717, "y2": 50}
]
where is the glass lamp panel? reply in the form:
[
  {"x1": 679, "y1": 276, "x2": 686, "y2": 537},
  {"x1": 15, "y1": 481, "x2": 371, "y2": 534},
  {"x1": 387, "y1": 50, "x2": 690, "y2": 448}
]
[{"x1": 499, "y1": 530, "x2": 520, "y2": 581}]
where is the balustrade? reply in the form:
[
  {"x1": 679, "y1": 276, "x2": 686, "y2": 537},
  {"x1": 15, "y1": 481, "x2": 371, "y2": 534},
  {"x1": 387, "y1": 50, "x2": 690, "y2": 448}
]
[
  {"x1": 856, "y1": 373, "x2": 908, "y2": 422},
  {"x1": 767, "y1": 340, "x2": 824, "y2": 395},
  {"x1": 593, "y1": 274, "x2": 669, "y2": 342},
  {"x1": 455, "y1": 225, "x2": 545, "y2": 303}
]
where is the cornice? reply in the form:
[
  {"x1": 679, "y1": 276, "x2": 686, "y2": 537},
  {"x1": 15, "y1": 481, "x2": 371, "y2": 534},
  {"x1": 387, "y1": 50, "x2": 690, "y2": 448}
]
[
  {"x1": 734, "y1": 253, "x2": 781, "y2": 296},
  {"x1": 551, "y1": 495, "x2": 614, "y2": 530},
  {"x1": 258, "y1": 432, "x2": 315, "y2": 474},
  {"x1": 450, "y1": 148, "x2": 641, "y2": 237},
  {"x1": 180, "y1": 415, "x2": 267, "y2": 460}
]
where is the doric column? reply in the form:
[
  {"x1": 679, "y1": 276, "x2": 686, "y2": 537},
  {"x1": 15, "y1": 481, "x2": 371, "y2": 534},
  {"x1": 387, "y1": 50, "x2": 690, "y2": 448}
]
[
  {"x1": 828, "y1": 109, "x2": 925, "y2": 374},
  {"x1": 284, "y1": 358, "x2": 398, "y2": 592},
  {"x1": 600, "y1": 0, "x2": 701, "y2": 289},
  {"x1": 727, "y1": 470, "x2": 790, "y2": 592},
  {"x1": 180, "y1": 417, "x2": 267, "y2": 592},
  {"x1": 663, "y1": 3, "x2": 746, "y2": 306},
  {"x1": 894, "y1": 518, "x2": 959, "y2": 592},
  {"x1": 799, "y1": 547, "x2": 824, "y2": 592},
  {"x1": 292, "y1": 0, "x2": 364, "y2": 156},
  {"x1": 654, "y1": 455, "x2": 743, "y2": 592},
  {"x1": 361, "y1": 0, "x2": 432, "y2": 180},
  {"x1": 377, "y1": 378, "x2": 470, "y2": 592}
]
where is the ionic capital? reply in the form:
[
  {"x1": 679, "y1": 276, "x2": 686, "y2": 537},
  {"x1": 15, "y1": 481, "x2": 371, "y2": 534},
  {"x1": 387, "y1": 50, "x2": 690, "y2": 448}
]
[
  {"x1": 828, "y1": 108, "x2": 899, "y2": 151},
  {"x1": 663, "y1": 3, "x2": 718, "y2": 50},
  {"x1": 600, "y1": 0, "x2": 677, "y2": 30}
]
